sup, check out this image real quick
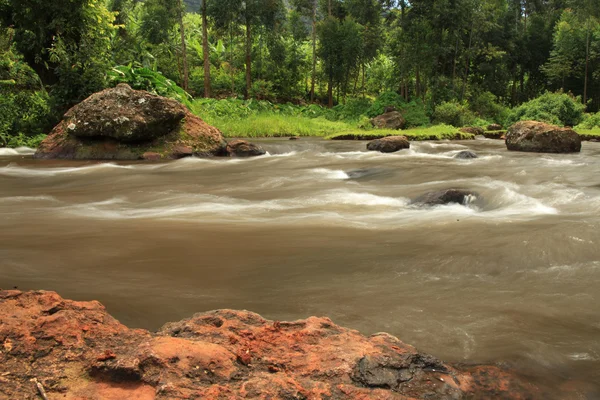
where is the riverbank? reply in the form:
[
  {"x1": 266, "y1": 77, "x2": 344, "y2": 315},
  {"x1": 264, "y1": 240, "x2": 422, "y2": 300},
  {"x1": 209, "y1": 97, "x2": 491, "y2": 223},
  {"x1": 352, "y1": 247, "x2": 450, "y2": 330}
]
[{"x1": 0, "y1": 290, "x2": 574, "y2": 399}]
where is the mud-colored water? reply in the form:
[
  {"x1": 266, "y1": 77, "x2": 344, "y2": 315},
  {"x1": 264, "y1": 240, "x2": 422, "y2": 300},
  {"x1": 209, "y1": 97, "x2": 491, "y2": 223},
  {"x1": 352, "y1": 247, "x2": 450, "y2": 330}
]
[{"x1": 2, "y1": 139, "x2": 600, "y2": 395}]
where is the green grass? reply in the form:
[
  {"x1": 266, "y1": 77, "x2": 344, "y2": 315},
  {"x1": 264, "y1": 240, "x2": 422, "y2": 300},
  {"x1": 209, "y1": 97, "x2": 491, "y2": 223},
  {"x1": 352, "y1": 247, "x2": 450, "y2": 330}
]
[
  {"x1": 576, "y1": 128, "x2": 600, "y2": 141},
  {"x1": 325, "y1": 124, "x2": 474, "y2": 141},
  {"x1": 201, "y1": 114, "x2": 353, "y2": 138}
]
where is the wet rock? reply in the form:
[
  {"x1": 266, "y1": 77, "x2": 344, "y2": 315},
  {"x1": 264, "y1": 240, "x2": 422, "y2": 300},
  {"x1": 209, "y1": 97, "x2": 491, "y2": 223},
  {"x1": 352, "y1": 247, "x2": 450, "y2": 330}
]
[
  {"x1": 482, "y1": 130, "x2": 506, "y2": 140},
  {"x1": 412, "y1": 189, "x2": 479, "y2": 206},
  {"x1": 506, "y1": 120, "x2": 581, "y2": 153},
  {"x1": 289, "y1": 136, "x2": 300, "y2": 141},
  {"x1": 367, "y1": 136, "x2": 410, "y2": 153},
  {"x1": 487, "y1": 123, "x2": 503, "y2": 131},
  {"x1": 454, "y1": 150, "x2": 478, "y2": 159},
  {"x1": 35, "y1": 84, "x2": 225, "y2": 160},
  {"x1": 225, "y1": 140, "x2": 266, "y2": 157},
  {"x1": 371, "y1": 111, "x2": 406, "y2": 130},
  {"x1": 459, "y1": 127, "x2": 484, "y2": 136},
  {"x1": 346, "y1": 168, "x2": 387, "y2": 180},
  {"x1": 0, "y1": 290, "x2": 575, "y2": 399}
]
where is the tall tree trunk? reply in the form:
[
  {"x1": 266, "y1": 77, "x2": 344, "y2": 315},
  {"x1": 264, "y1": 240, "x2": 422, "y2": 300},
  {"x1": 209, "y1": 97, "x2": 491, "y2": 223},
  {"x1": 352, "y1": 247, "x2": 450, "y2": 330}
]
[
  {"x1": 415, "y1": 66, "x2": 421, "y2": 99},
  {"x1": 245, "y1": 20, "x2": 252, "y2": 99},
  {"x1": 310, "y1": 1, "x2": 317, "y2": 102},
  {"x1": 177, "y1": 0, "x2": 189, "y2": 91},
  {"x1": 327, "y1": 68, "x2": 333, "y2": 108},
  {"x1": 461, "y1": 28, "x2": 473, "y2": 102},
  {"x1": 230, "y1": 23, "x2": 235, "y2": 96},
  {"x1": 202, "y1": 0, "x2": 211, "y2": 98},
  {"x1": 584, "y1": 24, "x2": 590, "y2": 105},
  {"x1": 328, "y1": 0, "x2": 332, "y2": 16},
  {"x1": 361, "y1": 62, "x2": 366, "y2": 98}
]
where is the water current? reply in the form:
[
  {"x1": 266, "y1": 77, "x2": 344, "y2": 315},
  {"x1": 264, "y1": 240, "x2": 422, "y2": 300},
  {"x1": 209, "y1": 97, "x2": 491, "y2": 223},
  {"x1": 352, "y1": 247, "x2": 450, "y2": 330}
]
[{"x1": 1, "y1": 139, "x2": 600, "y2": 394}]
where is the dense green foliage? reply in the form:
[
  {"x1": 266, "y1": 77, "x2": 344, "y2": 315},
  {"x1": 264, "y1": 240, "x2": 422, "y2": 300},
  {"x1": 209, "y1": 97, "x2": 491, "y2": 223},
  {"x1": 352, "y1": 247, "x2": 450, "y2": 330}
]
[
  {"x1": 1, "y1": 0, "x2": 600, "y2": 145},
  {"x1": 506, "y1": 92, "x2": 586, "y2": 127}
]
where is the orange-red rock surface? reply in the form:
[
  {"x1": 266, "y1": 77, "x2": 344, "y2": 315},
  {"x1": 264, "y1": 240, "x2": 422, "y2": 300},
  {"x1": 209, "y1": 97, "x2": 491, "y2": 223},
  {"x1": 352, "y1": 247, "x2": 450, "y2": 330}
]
[{"x1": 0, "y1": 290, "x2": 567, "y2": 399}]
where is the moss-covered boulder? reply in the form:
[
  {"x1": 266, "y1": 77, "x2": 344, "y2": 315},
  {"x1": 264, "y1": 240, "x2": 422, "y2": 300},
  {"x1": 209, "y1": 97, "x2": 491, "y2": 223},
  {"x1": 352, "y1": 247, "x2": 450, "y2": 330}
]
[
  {"x1": 506, "y1": 121, "x2": 581, "y2": 153},
  {"x1": 34, "y1": 84, "x2": 227, "y2": 160}
]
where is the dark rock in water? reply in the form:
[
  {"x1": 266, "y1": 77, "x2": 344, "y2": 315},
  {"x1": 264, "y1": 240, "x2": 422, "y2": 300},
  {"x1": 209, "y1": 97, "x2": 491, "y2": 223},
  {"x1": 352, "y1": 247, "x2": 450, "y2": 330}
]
[
  {"x1": 226, "y1": 140, "x2": 266, "y2": 157},
  {"x1": 371, "y1": 111, "x2": 406, "y2": 130},
  {"x1": 487, "y1": 124, "x2": 503, "y2": 131},
  {"x1": 289, "y1": 136, "x2": 300, "y2": 141},
  {"x1": 34, "y1": 84, "x2": 226, "y2": 160},
  {"x1": 366, "y1": 136, "x2": 410, "y2": 153},
  {"x1": 459, "y1": 127, "x2": 484, "y2": 136},
  {"x1": 506, "y1": 120, "x2": 581, "y2": 153},
  {"x1": 346, "y1": 168, "x2": 387, "y2": 180},
  {"x1": 454, "y1": 150, "x2": 478, "y2": 159},
  {"x1": 413, "y1": 189, "x2": 479, "y2": 206}
]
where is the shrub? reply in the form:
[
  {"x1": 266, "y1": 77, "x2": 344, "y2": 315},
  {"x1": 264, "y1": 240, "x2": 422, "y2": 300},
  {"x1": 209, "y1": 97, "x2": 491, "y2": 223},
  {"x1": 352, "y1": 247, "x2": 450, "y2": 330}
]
[
  {"x1": 334, "y1": 97, "x2": 372, "y2": 121},
  {"x1": 469, "y1": 91, "x2": 509, "y2": 124},
  {"x1": 365, "y1": 91, "x2": 404, "y2": 117},
  {"x1": 108, "y1": 64, "x2": 192, "y2": 107},
  {"x1": 432, "y1": 101, "x2": 476, "y2": 127},
  {"x1": 401, "y1": 100, "x2": 430, "y2": 128},
  {"x1": 506, "y1": 92, "x2": 585, "y2": 127},
  {"x1": 576, "y1": 112, "x2": 600, "y2": 129}
]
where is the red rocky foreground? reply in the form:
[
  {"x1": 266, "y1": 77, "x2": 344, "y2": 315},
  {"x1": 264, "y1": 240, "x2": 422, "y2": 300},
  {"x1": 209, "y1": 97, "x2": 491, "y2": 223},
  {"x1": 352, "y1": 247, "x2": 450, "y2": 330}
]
[{"x1": 0, "y1": 290, "x2": 567, "y2": 399}]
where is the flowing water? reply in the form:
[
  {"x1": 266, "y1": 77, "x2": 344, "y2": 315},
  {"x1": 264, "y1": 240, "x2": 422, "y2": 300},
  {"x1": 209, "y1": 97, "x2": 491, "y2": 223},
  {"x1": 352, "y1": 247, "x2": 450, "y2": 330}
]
[{"x1": 2, "y1": 139, "x2": 600, "y2": 395}]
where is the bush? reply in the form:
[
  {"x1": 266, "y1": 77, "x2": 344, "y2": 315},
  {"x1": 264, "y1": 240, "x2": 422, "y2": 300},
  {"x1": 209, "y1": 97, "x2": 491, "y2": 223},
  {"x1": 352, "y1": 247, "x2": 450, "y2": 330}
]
[
  {"x1": 506, "y1": 92, "x2": 585, "y2": 127},
  {"x1": 576, "y1": 112, "x2": 600, "y2": 129},
  {"x1": 401, "y1": 100, "x2": 430, "y2": 128},
  {"x1": 469, "y1": 91, "x2": 509, "y2": 124},
  {"x1": 365, "y1": 91, "x2": 404, "y2": 117},
  {"x1": 108, "y1": 64, "x2": 192, "y2": 107},
  {"x1": 334, "y1": 97, "x2": 372, "y2": 121},
  {"x1": 432, "y1": 101, "x2": 476, "y2": 127}
]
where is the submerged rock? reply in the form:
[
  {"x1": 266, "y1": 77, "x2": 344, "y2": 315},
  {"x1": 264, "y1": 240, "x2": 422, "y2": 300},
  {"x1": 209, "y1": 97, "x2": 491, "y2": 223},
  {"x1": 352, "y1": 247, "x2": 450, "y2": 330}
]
[
  {"x1": 225, "y1": 139, "x2": 266, "y2": 157},
  {"x1": 454, "y1": 150, "x2": 478, "y2": 159},
  {"x1": 0, "y1": 290, "x2": 554, "y2": 399},
  {"x1": 459, "y1": 127, "x2": 484, "y2": 136},
  {"x1": 506, "y1": 120, "x2": 581, "y2": 153},
  {"x1": 413, "y1": 189, "x2": 479, "y2": 206},
  {"x1": 35, "y1": 84, "x2": 227, "y2": 160},
  {"x1": 367, "y1": 136, "x2": 410, "y2": 153},
  {"x1": 371, "y1": 111, "x2": 406, "y2": 130}
]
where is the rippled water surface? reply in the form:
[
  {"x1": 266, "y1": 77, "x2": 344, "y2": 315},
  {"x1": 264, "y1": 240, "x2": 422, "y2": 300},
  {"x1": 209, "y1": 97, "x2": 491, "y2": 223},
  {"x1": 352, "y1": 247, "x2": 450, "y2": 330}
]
[{"x1": 2, "y1": 139, "x2": 600, "y2": 394}]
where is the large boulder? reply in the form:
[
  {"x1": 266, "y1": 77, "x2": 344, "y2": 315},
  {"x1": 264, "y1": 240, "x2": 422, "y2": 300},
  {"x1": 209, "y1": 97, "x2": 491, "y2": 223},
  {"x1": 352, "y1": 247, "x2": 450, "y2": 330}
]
[
  {"x1": 506, "y1": 121, "x2": 581, "y2": 153},
  {"x1": 367, "y1": 136, "x2": 410, "y2": 153},
  {"x1": 371, "y1": 111, "x2": 406, "y2": 130},
  {"x1": 412, "y1": 189, "x2": 480, "y2": 206},
  {"x1": 487, "y1": 124, "x2": 503, "y2": 131},
  {"x1": 34, "y1": 84, "x2": 227, "y2": 160},
  {"x1": 0, "y1": 290, "x2": 555, "y2": 399}
]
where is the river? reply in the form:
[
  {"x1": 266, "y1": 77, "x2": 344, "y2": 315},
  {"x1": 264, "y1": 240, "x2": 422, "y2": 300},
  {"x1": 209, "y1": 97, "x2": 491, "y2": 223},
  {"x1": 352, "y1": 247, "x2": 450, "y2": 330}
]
[{"x1": 1, "y1": 138, "x2": 600, "y2": 395}]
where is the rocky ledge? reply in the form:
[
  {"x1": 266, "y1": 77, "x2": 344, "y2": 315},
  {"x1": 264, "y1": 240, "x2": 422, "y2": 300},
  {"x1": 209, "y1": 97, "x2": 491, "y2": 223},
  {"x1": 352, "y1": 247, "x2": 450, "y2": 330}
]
[{"x1": 0, "y1": 290, "x2": 562, "y2": 399}]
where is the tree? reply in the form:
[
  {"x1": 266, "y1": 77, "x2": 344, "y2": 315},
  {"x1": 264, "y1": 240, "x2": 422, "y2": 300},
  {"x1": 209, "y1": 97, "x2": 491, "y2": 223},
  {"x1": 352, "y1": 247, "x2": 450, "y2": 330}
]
[
  {"x1": 1, "y1": 0, "x2": 116, "y2": 110},
  {"x1": 202, "y1": 0, "x2": 211, "y2": 97}
]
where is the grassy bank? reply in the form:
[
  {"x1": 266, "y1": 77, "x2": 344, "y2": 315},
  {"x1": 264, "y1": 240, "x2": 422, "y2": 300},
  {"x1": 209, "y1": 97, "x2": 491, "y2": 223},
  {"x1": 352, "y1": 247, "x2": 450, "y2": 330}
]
[
  {"x1": 325, "y1": 125, "x2": 474, "y2": 141},
  {"x1": 202, "y1": 114, "x2": 353, "y2": 138},
  {"x1": 577, "y1": 128, "x2": 600, "y2": 141}
]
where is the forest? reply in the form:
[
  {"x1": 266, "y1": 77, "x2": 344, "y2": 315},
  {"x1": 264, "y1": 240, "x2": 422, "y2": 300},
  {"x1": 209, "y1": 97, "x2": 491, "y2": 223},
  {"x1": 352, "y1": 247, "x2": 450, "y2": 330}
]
[{"x1": 1, "y1": 0, "x2": 600, "y2": 146}]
